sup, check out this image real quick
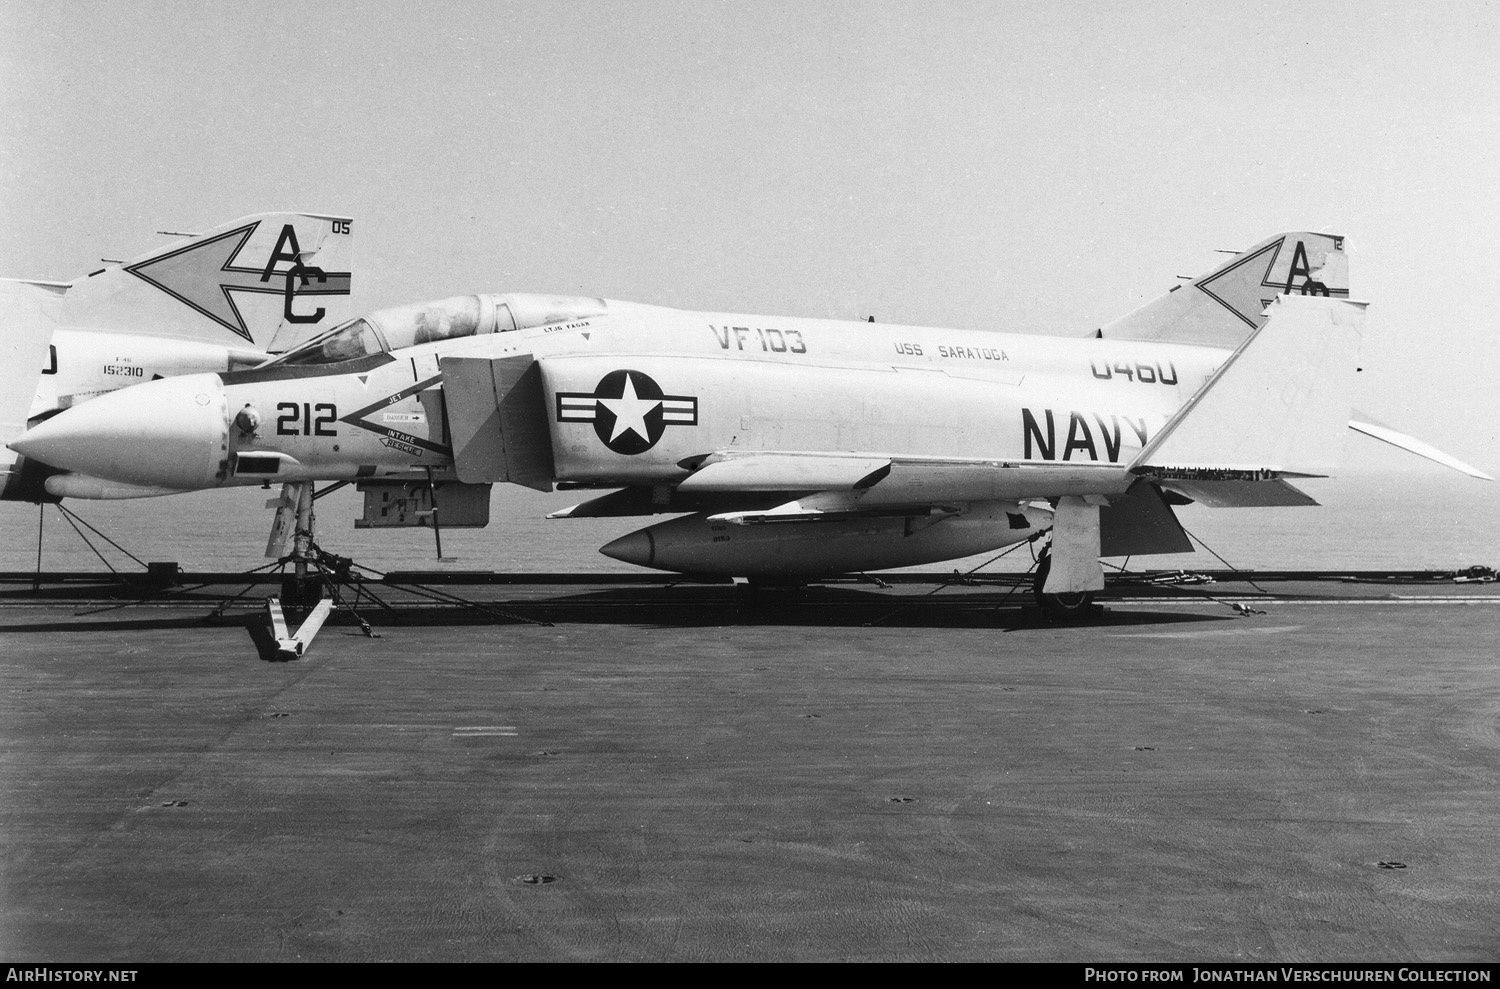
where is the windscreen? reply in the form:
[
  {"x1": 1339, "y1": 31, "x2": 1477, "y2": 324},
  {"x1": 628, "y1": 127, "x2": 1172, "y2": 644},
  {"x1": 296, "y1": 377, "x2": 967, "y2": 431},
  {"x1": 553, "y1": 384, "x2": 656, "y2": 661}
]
[{"x1": 272, "y1": 317, "x2": 385, "y2": 366}]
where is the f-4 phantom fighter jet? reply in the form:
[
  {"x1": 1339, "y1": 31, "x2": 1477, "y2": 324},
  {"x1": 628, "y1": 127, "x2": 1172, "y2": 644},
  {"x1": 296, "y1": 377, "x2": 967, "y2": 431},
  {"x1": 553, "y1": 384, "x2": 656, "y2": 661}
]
[
  {"x1": 1, "y1": 212, "x2": 353, "y2": 502},
  {"x1": 10, "y1": 231, "x2": 1490, "y2": 613}
]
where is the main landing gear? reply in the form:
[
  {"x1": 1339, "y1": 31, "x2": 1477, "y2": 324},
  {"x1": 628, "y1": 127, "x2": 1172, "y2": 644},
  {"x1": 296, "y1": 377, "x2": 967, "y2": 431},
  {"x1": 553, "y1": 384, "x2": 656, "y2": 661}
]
[{"x1": 1032, "y1": 550, "x2": 1098, "y2": 619}]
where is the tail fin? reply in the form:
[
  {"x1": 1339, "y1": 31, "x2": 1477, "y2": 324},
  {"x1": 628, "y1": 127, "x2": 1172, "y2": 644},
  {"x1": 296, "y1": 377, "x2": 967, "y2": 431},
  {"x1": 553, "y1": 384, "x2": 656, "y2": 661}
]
[
  {"x1": 1102, "y1": 232, "x2": 1348, "y2": 348},
  {"x1": 1131, "y1": 294, "x2": 1365, "y2": 478},
  {"x1": 56, "y1": 212, "x2": 353, "y2": 351},
  {"x1": 0, "y1": 281, "x2": 63, "y2": 495}
]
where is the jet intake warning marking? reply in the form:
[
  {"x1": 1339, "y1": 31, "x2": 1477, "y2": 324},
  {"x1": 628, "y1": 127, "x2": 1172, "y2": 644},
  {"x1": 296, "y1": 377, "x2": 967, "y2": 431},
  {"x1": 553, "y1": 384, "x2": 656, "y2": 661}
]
[
  {"x1": 338, "y1": 374, "x2": 451, "y2": 456},
  {"x1": 556, "y1": 369, "x2": 698, "y2": 455}
]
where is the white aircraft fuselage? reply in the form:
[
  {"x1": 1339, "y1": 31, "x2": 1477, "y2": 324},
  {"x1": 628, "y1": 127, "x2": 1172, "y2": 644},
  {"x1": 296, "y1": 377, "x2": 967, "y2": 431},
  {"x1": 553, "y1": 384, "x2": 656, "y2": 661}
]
[
  {"x1": 25, "y1": 231, "x2": 1481, "y2": 590},
  {"x1": 13, "y1": 296, "x2": 1227, "y2": 498}
]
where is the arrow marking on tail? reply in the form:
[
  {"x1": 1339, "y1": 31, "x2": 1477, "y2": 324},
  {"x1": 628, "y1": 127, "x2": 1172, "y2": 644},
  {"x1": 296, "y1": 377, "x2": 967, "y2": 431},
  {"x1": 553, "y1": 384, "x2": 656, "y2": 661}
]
[
  {"x1": 125, "y1": 221, "x2": 352, "y2": 342},
  {"x1": 1197, "y1": 237, "x2": 1349, "y2": 330},
  {"x1": 1196, "y1": 240, "x2": 1286, "y2": 329}
]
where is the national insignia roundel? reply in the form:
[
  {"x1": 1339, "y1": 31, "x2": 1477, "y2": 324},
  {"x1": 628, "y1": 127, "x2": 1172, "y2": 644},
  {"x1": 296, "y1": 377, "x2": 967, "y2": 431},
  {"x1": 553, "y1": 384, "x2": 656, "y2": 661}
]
[{"x1": 554, "y1": 369, "x2": 699, "y2": 455}]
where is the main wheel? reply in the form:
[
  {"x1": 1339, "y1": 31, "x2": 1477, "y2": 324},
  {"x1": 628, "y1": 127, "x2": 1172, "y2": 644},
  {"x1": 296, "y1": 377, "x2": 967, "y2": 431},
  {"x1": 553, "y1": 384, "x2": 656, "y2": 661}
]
[{"x1": 1032, "y1": 553, "x2": 1095, "y2": 618}]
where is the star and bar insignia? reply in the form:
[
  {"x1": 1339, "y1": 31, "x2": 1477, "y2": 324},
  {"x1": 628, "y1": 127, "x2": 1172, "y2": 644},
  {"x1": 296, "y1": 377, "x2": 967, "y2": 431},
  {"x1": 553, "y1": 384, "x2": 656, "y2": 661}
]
[{"x1": 555, "y1": 369, "x2": 698, "y2": 455}]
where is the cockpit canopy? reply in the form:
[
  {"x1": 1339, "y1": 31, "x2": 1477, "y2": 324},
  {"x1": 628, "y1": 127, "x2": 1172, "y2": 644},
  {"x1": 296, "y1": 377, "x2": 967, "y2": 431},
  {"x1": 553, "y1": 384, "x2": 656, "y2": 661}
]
[{"x1": 269, "y1": 293, "x2": 608, "y2": 366}]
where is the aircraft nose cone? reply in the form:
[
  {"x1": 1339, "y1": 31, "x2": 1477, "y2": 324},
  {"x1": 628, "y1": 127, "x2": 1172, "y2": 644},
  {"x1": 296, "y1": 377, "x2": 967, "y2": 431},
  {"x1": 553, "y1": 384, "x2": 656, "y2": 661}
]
[
  {"x1": 599, "y1": 529, "x2": 655, "y2": 567},
  {"x1": 8, "y1": 373, "x2": 230, "y2": 489}
]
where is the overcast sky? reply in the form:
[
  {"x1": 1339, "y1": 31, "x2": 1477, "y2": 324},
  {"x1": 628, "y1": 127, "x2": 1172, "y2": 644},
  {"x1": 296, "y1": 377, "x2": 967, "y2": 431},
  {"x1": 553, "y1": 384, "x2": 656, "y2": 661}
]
[{"x1": 3, "y1": 0, "x2": 1497, "y2": 474}]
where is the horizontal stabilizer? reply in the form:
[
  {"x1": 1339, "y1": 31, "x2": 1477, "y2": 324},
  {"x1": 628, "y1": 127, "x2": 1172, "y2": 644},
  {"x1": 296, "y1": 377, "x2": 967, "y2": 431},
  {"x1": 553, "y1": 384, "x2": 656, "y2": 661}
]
[
  {"x1": 1132, "y1": 295, "x2": 1365, "y2": 478},
  {"x1": 5, "y1": 279, "x2": 70, "y2": 292},
  {"x1": 1156, "y1": 476, "x2": 1319, "y2": 508},
  {"x1": 1348, "y1": 415, "x2": 1494, "y2": 480}
]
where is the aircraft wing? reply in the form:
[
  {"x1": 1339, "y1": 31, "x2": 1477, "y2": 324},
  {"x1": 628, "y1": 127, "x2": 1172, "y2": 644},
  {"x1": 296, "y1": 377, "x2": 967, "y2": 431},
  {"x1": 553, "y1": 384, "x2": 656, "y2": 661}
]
[
  {"x1": 553, "y1": 450, "x2": 1193, "y2": 557},
  {"x1": 675, "y1": 453, "x2": 891, "y2": 493},
  {"x1": 677, "y1": 451, "x2": 1128, "y2": 505}
]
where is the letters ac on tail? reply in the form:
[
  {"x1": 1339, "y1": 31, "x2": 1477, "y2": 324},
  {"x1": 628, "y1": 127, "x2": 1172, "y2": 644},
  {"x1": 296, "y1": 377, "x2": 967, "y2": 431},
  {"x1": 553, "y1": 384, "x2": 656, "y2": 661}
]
[
  {"x1": 122, "y1": 218, "x2": 351, "y2": 344},
  {"x1": 63, "y1": 212, "x2": 353, "y2": 351},
  {"x1": 6, "y1": 229, "x2": 1489, "y2": 616}
]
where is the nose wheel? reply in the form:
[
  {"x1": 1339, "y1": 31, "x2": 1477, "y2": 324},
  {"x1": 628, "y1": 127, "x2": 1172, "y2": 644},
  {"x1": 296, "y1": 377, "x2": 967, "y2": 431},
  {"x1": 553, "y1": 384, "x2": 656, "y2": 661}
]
[
  {"x1": 279, "y1": 572, "x2": 325, "y2": 608},
  {"x1": 1032, "y1": 551, "x2": 1097, "y2": 618}
]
